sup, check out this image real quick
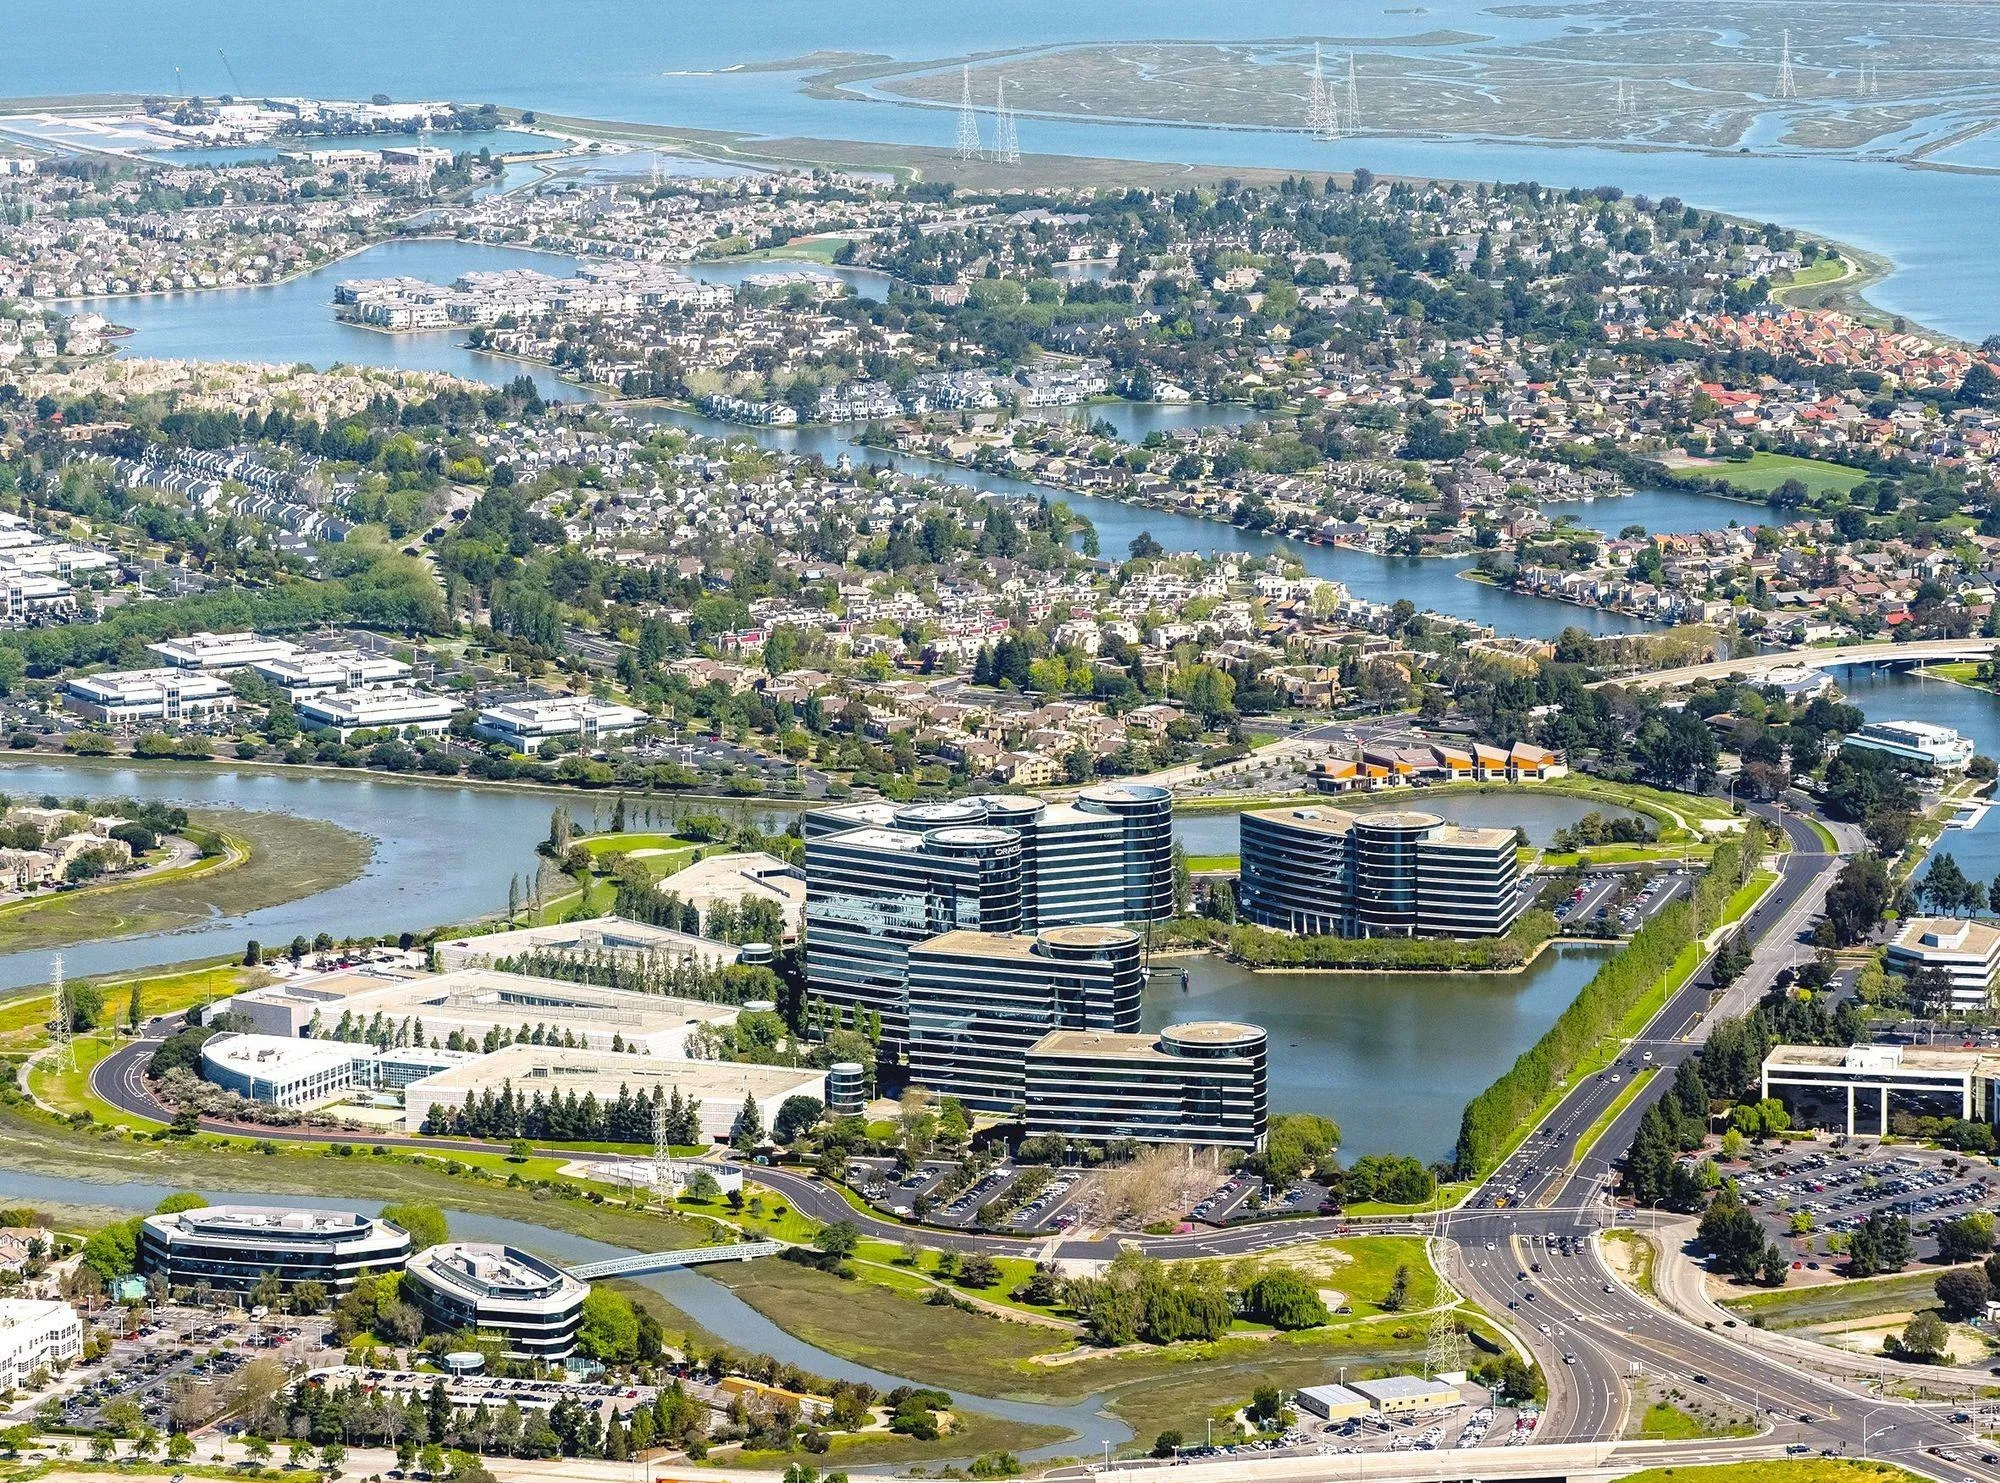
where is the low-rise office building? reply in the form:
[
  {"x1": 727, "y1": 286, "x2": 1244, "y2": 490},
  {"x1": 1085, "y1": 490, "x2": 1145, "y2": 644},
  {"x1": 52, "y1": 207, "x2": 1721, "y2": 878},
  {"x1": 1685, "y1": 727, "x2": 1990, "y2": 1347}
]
[
  {"x1": 1022, "y1": 1021, "x2": 1268, "y2": 1148},
  {"x1": 200, "y1": 1033, "x2": 360, "y2": 1108},
  {"x1": 148, "y1": 631, "x2": 301, "y2": 671},
  {"x1": 64, "y1": 668, "x2": 236, "y2": 725},
  {"x1": 401, "y1": 1242, "x2": 587, "y2": 1359},
  {"x1": 252, "y1": 648, "x2": 410, "y2": 698},
  {"x1": 0, "y1": 1300, "x2": 81, "y2": 1388},
  {"x1": 1238, "y1": 805, "x2": 1522, "y2": 938},
  {"x1": 1761, "y1": 1043, "x2": 2000, "y2": 1136},
  {"x1": 662, "y1": 851, "x2": 807, "y2": 941},
  {"x1": 137, "y1": 1205, "x2": 411, "y2": 1298},
  {"x1": 1348, "y1": 1376, "x2": 1466, "y2": 1415},
  {"x1": 218, "y1": 965, "x2": 739, "y2": 1057},
  {"x1": 1886, "y1": 918, "x2": 2000, "y2": 1014},
  {"x1": 1295, "y1": 1384, "x2": 1373, "y2": 1422},
  {"x1": 198, "y1": 1031, "x2": 477, "y2": 1107},
  {"x1": 906, "y1": 925, "x2": 1143, "y2": 1111},
  {"x1": 400, "y1": 1044, "x2": 827, "y2": 1141},
  {"x1": 432, "y1": 916, "x2": 740, "y2": 974},
  {"x1": 298, "y1": 687, "x2": 457, "y2": 740},
  {"x1": 473, "y1": 696, "x2": 648, "y2": 751},
  {"x1": 1842, "y1": 720, "x2": 1976, "y2": 772}
]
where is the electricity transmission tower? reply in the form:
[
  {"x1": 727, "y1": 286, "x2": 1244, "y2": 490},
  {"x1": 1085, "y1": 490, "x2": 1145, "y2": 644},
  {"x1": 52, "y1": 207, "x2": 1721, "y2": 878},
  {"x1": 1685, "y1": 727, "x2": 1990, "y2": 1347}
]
[
  {"x1": 1424, "y1": 1307, "x2": 1469, "y2": 1381},
  {"x1": 48, "y1": 954, "x2": 72, "y2": 1074},
  {"x1": 993, "y1": 77, "x2": 1020, "y2": 164},
  {"x1": 651, "y1": 1094, "x2": 675, "y2": 1206},
  {"x1": 1345, "y1": 53, "x2": 1361, "y2": 135},
  {"x1": 954, "y1": 65, "x2": 983, "y2": 160},
  {"x1": 1307, "y1": 44, "x2": 1339, "y2": 139},
  {"x1": 1778, "y1": 30, "x2": 1798, "y2": 99}
]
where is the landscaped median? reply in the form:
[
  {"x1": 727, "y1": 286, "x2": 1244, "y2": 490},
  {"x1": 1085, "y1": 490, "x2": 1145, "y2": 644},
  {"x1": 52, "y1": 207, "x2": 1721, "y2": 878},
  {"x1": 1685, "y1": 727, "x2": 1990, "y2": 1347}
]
[{"x1": 1453, "y1": 834, "x2": 1764, "y2": 1178}]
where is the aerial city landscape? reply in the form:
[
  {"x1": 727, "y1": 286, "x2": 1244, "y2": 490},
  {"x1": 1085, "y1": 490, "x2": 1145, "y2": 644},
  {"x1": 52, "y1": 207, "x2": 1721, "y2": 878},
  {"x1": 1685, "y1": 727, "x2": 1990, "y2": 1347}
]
[{"x1": 0, "y1": 4, "x2": 1999, "y2": 1483}]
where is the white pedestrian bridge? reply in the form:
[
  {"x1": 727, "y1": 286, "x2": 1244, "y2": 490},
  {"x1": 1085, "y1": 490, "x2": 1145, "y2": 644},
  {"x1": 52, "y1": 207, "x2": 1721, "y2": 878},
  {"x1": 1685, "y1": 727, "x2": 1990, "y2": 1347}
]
[
  {"x1": 567, "y1": 1240, "x2": 784, "y2": 1279},
  {"x1": 1597, "y1": 638, "x2": 2000, "y2": 692}
]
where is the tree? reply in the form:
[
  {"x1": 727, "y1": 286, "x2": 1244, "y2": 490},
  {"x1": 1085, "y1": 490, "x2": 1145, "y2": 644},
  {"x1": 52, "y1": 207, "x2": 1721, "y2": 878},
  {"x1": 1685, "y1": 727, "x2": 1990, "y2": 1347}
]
[
  {"x1": 166, "y1": 1434, "x2": 196, "y2": 1464},
  {"x1": 734, "y1": 1092, "x2": 764, "y2": 1148},
  {"x1": 578, "y1": 1288, "x2": 639, "y2": 1364},
  {"x1": 1936, "y1": 1268, "x2": 1991, "y2": 1322},
  {"x1": 1825, "y1": 854, "x2": 1892, "y2": 946},
  {"x1": 245, "y1": 1437, "x2": 274, "y2": 1467},
  {"x1": 127, "y1": 980, "x2": 143, "y2": 1031},
  {"x1": 773, "y1": 1095, "x2": 824, "y2": 1144},
  {"x1": 1937, "y1": 1212, "x2": 1995, "y2": 1264},
  {"x1": 1901, "y1": 1310, "x2": 1948, "y2": 1362},
  {"x1": 813, "y1": 1221, "x2": 859, "y2": 1261},
  {"x1": 1240, "y1": 1271, "x2": 1329, "y2": 1330},
  {"x1": 1152, "y1": 1431, "x2": 1184, "y2": 1459},
  {"x1": 379, "y1": 1202, "x2": 448, "y2": 1252},
  {"x1": 1697, "y1": 1195, "x2": 1767, "y2": 1279}
]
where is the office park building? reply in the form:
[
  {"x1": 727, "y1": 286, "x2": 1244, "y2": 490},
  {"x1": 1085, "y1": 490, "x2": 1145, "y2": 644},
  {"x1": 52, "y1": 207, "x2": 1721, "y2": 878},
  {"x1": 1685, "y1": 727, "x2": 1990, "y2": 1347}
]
[
  {"x1": 1024, "y1": 1021, "x2": 1268, "y2": 1149},
  {"x1": 802, "y1": 787, "x2": 1172, "y2": 1044},
  {"x1": 403, "y1": 1242, "x2": 587, "y2": 1360},
  {"x1": 1238, "y1": 805, "x2": 1524, "y2": 938},
  {"x1": 906, "y1": 925, "x2": 1144, "y2": 1111},
  {"x1": 137, "y1": 1205, "x2": 412, "y2": 1298}
]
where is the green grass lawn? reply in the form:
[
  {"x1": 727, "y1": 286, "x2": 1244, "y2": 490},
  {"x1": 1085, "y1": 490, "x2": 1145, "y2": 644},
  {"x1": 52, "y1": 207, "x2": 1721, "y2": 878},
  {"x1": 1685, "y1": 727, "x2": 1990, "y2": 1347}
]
[
  {"x1": 1696, "y1": 452, "x2": 1867, "y2": 499},
  {"x1": 1602, "y1": 1228, "x2": 1658, "y2": 1299},
  {"x1": 1634, "y1": 1400, "x2": 1751, "y2": 1440},
  {"x1": 26, "y1": 1032, "x2": 149, "y2": 1128},
  {"x1": 1185, "y1": 854, "x2": 1239, "y2": 873},
  {"x1": 575, "y1": 831, "x2": 700, "y2": 858},
  {"x1": 1719, "y1": 1268, "x2": 1955, "y2": 1330}
]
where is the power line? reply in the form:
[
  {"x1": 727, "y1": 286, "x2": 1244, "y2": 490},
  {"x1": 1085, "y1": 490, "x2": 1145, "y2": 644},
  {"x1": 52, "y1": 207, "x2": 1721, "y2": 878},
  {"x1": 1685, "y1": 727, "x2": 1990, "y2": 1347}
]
[
  {"x1": 954, "y1": 64, "x2": 983, "y2": 161},
  {"x1": 652, "y1": 1094, "x2": 675, "y2": 1207}
]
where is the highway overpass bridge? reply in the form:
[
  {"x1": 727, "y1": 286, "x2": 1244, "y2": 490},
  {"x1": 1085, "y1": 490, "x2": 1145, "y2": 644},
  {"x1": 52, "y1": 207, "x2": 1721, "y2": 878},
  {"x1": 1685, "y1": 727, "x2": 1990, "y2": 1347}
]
[
  {"x1": 1080, "y1": 1439, "x2": 1844, "y2": 1483},
  {"x1": 1598, "y1": 638, "x2": 2000, "y2": 692}
]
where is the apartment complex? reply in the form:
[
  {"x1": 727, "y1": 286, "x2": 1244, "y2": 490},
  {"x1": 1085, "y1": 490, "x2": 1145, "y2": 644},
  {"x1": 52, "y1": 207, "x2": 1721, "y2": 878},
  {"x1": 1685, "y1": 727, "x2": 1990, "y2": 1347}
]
[
  {"x1": 905, "y1": 925, "x2": 1143, "y2": 1110},
  {"x1": 801, "y1": 786, "x2": 1171, "y2": 1047},
  {"x1": 1022, "y1": 1021, "x2": 1268, "y2": 1149},
  {"x1": 1238, "y1": 805, "x2": 1523, "y2": 938}
]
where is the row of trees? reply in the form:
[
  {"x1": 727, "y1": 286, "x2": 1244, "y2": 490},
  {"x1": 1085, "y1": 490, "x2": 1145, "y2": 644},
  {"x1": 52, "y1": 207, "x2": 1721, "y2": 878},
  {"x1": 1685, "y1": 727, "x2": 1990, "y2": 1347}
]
[{"x1": 1456, "y1": 835, "x2": 1758, "y2": 1176}]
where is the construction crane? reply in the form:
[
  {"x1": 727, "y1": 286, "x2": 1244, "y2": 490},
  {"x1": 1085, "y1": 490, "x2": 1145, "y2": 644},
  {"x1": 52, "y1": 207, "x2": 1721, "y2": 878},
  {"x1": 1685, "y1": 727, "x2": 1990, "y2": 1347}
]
[{"x1": 217, "y1": 49, "x2": 245, "y2": 100}]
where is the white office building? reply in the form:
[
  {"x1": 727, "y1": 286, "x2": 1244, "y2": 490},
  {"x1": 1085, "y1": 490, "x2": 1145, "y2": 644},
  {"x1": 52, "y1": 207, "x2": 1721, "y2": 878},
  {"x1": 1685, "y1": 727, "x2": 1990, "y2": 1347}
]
[
  {"x1": 1887, "y1": 917, "x2": 2000, "y2": 1014},
  {"x1": 473, "y1": 695, "x2": 648, "y2": 750},
  {"x1": 402, "y1": 1243, "x2": 587, "y2": 1359},
  {"x1": 1761, "y1": 1042, "x2": 2000, "y2": 1136},
  {"x1": 64, "y1": 668, "x2": 237, "y2": 725},
  {"x1": 0, "y1": 1300, "x2": 82, "y2": 1388},
  {"x1": 1843, "y1": 720, "x2": 1976, "y2": 772},
  {"x1": 199, "y1": 1033, "x2": 364, "y2": 1108},
  {"x1": 148, "y1": 631, "x2": 302, "y2": 670},
  {"x1": 298, "y1": 687, "x2": 457, "y2": 740},
  {"x1": 252, "y1": 648, "x2": 411, "y2": 698}
]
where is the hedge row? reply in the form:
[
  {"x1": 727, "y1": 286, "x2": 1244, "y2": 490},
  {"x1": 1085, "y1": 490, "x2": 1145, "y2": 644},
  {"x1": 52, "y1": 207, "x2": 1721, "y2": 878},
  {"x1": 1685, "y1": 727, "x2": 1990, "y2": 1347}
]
[{"x1": 1452, "y1": 835, "x2": 1757, "y2": 1177}]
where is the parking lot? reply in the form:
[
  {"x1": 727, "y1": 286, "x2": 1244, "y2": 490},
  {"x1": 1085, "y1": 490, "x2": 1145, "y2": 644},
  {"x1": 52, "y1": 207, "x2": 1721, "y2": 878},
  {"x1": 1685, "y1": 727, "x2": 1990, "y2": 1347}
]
[
  {"x1": 846, "y1": 1158, "x2": 1094, "y2": 1233},
  {"x1": 1725, "y1": 1137, "x2": 1997, "y2": 1270},
  {"x1": 1553, "y1": 869, "x2": 1689, "y2": 937},
  {"x1": 31, "y1": 1310, "x2": 337, "y2": 1433},
  {"x1": 1180, "y1": 1390, "x2": 1532, "y2": 1464}
]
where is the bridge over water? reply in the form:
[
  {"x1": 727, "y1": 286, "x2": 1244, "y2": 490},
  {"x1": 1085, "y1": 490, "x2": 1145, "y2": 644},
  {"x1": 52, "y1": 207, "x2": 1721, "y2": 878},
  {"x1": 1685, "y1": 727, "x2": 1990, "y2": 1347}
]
[
  {"x1": 1597, "y1": 638, "x2": 2000, "y2": 691},
  {"x1": 568, "y1": 1240, "x2": 784, "y2": 1279}
]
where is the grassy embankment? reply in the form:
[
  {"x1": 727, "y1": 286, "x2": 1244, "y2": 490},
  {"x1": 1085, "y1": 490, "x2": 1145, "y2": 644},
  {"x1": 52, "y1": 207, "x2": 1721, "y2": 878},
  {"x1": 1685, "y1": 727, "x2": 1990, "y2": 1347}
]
[
  {"x1": 1612, "y1": 1464, "x2": 1918, "y2": 1483},
  {"x1": 0, "y1": 810, "x2": 368, "y2": 956},
  {"x1": 702, "y1": 1232, "x2": 1495, "y2": 1448}
]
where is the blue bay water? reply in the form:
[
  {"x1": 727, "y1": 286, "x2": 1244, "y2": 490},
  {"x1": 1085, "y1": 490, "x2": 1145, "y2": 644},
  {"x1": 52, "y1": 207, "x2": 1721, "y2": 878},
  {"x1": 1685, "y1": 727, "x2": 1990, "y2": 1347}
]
[{"x1": 0, "y1": 0, "x2": 1994, "y2": 338}]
